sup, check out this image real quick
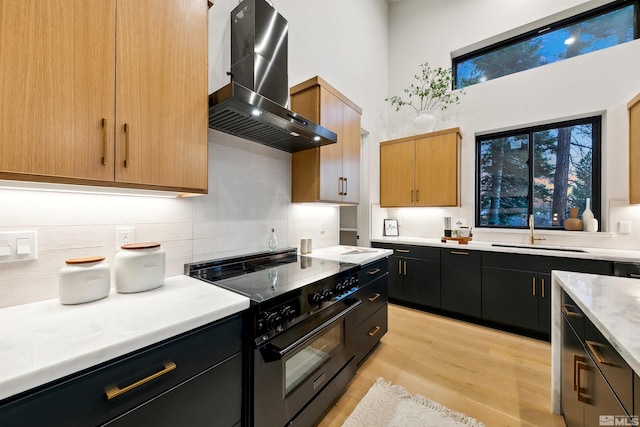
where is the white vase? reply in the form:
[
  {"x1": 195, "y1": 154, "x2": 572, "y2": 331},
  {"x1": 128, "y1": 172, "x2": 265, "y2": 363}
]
[
  {"x1": 582, "y1": 198, "x2": 594, "y2": 224},
  {"x1": 413, "y1": 110, "x2": 436, "y2": 134}
]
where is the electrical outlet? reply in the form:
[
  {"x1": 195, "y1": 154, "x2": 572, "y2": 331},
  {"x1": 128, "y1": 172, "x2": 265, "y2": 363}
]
[
  {"x1": 619, "y1": 221, "x2": 631, "y2": 234},
  {"x1": 116, "y1": 227, "x2": 135, "y2": 248}
]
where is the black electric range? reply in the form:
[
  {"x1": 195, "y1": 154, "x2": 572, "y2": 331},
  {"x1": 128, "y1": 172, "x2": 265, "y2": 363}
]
[{"x1": 185, "y1": 247, "x2": 361, "y2": 343}]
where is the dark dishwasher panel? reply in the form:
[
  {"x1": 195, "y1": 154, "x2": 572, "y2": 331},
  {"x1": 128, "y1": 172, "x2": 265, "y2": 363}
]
[{"x1": 613, "y1": 262, "x2": 640, "y2": 279}]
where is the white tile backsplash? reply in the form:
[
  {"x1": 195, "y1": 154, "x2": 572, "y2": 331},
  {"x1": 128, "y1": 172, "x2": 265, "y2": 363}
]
[{"x1": 0, "y1": 130, "x2": 339, "y2": 308}]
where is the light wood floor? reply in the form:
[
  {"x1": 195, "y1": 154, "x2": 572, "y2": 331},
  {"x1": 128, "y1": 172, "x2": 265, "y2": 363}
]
[{"x1": 318, "y1": 304, "x2": 566, "y2": 427}]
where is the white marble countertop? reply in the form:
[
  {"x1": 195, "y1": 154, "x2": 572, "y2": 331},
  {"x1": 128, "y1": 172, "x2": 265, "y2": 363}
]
[
  {"x1": 306, "y1": 245, "x2": 393, "y2": 266},
  {"x1": 372, "y1": 236, "x2": 640, "y2": 262},
  {"x1": 0, "y1": 275, "x2": 250, "y2": 401},
  {"x1": 550, "y1": 271, "x2": 640, "y2": 413}
]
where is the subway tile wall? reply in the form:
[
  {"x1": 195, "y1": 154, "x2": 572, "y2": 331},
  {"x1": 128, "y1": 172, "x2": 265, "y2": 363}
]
[{"x1": 0, "y1": 130, "x2": 339, "y2": 308}]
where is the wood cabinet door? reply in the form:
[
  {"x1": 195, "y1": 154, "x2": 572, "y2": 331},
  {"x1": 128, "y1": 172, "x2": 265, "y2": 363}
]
[
  {"x1": 0, "y1": 0, "x2": 115, "y2": 182},
  {"x1": 115, "y1": 0, "x2": 208, "y2": 192},
  {"x1": 629, "y1": 94, "x2": 640, "y2": 204},
  {"x1": 341, "y1": 102, "x2": 361, "y2": 204},
  {"x1": 380, "y1": 140, "x2": 415, "y2": 207},
  {"x1": 415, "y1": 131, "x2": 459, "y2": 206},
  {"x1": 318, "y1": 87, "x2": 344, "y2": 202}
]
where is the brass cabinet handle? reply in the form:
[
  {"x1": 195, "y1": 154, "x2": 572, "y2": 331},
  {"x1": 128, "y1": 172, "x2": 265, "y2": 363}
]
[
  {"x1": 395, "y1": 249, "x2": 410, "y2": 253},
  {"x1": 415, "y1": 189, "x2": 419, "y2": 202},
  {"x1": 398, "y1": 260, "x2": 402, "y2": 276},
  {"x1": 576, "y1": 359, "x2": 589, "y2": 403},
  {"x1": 532, "y1": 277, "x2": 536, "y2": 296},
  {"x1": 368, "y1": 326, "x2": 381, "y2": 337},
  {"x1": 105, "y1": 361, "x2": 176, "y2": 400},
  {"x1": 585, "y1": 340, "x2": 615, "y2": 366},
  {"x1": 101, "y1": 118, "x2": 107, "y2": 165},
  {"x1": 450, "y1": 251, "x2": 469, "y2": 255},
  {"x1": 369, "y1": 293, "x2": 381, "y2": 302},
  {"x1": 562, "y1": 304, "x2": 582, "y2": 318},
  {"x1": 123, "y1": 123, "x2": 130, "y2": 168},
  {"x1": 403, "y1": 260, "x2": 407, "y2": 276},
  {"x1": 367, "y1": 268, "x2": 381, "y2": 275},
  {"x1": 410, "y1": 190, "x2": 413, "y2": 202},
  {"x1": 541, "y1": 278, "x2": 545, "y2": 298},
  {"x1": 573, "y1": 354, "x2": 581, "y2": 391}
]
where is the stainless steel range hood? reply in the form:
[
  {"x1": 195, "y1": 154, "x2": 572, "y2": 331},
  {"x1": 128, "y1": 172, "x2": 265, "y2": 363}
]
[{"x1": 209, "y1": 0, "x2": 337, "y2": 153}]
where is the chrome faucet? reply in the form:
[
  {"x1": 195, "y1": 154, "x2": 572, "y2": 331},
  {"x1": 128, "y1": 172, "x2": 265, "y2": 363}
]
[{"x1": 529, "y1": 214, "x2": 545, "y2": 245}]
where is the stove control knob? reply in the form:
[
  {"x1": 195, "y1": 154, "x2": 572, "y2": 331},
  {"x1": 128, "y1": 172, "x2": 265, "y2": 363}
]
[
  {"x1": 320, "y1": 288, "x2": 332, "y2": 302},
  {"x1": 266, "y1": 312, "x2": 283, "y2": 331},
  {"x1": 309, "y1": 292, "x2": 323, "y2": 308},
  {"x1": 281, "y1": 306, "x2": 296, "y2": 323},
  {"x1": 349, "y1": 276, "x2": 358, "y2": 289}
]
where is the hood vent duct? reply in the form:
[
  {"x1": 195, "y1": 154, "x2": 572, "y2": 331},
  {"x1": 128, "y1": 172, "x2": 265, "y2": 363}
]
[{"x1": 209, "y1": 0, "x2": 337, "y2": 152}]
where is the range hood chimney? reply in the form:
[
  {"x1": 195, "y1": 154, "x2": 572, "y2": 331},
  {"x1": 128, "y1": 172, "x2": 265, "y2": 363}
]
[{"x1": 209, "y1": 0, "x2": 337, "y2": 152}]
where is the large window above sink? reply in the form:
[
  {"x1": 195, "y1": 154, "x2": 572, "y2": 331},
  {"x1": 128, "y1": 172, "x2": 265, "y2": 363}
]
[{"x1": 476, "y1": 116, "x2": 601, "y2": 229}]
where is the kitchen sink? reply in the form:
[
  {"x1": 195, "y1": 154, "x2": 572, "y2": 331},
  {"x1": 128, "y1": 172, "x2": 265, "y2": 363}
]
[{"x1": 491, "y1": 243, "x2": 587, "y2": 253}]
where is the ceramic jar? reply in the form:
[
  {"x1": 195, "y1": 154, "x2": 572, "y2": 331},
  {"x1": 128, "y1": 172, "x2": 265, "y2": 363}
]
[
  {"x1": 563, "y1": 207, "x2": 583, "y2": 231},
  {"x1": 114, "y1": 242, "x2": 165, "y2": 293},
  {"x1": 59, "y1": 256, "x2": 110, "y2": 305}
]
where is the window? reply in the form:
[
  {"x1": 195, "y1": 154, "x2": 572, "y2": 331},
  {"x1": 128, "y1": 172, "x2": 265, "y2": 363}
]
[
  {"x1": 476, "y1": 116, "x2": 601, "y2": 229},
  {"x1": 454, "y1": 1, "x2": 636, "y2": 89}
]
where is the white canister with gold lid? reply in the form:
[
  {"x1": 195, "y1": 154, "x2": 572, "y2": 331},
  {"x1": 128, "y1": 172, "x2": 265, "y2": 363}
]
[
  {"x1": 59, "y1": 256, "x2": 111, "y2": 305},
  {"x1": 114, "y1": 242, "x2": 166, "y2": 293}
]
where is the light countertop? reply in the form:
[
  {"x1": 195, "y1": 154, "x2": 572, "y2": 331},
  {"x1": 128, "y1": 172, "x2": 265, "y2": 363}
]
[
  {"x1": 0, "y1": 275, "x2": 250, "y2": 401},
  {"x1": 550, "y1": 271, "x2": 640, "y2": 413},
  {"x1": 372, "y1": 236, "x2": 640, "y2": 262},
  {"x1": 306, "y1": 245, "x2": 393, "y2": 266}
]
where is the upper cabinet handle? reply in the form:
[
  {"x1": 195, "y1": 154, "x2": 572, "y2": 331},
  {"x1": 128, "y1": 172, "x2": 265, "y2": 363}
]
[
  {"x1": 124, "y1": 123, "x2": 130, "y2": 168},
  {"x1": 101, "y1": 118, "x2": 108, "y2": 165}
]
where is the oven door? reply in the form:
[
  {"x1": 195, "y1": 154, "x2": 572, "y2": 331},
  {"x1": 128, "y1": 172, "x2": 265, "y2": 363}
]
[{"x1": 253, "y1": 298, "x2": 360, "y2": 427}]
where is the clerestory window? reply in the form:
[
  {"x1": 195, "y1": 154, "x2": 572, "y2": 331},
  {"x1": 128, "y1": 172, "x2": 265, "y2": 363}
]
[{"x1": 453, "y1": 0, "x2": 637, "y2": 89}]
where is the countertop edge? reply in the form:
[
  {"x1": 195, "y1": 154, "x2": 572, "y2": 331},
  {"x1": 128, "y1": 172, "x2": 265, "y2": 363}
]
[
  {"x1": 371, "y1": 237, "x2": 640, "y2": 262},
  {"x1": 0, "y1": 275, "x2": 250, "y2": 401}
]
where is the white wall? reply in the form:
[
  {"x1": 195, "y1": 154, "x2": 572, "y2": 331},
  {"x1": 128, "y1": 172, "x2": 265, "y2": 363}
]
[
  {"x1": 0, "y1": 0, "x2": 390, "y2": 308},
  {"x1": 381, "y1": 0, "x2": 640, "y2": 250}
]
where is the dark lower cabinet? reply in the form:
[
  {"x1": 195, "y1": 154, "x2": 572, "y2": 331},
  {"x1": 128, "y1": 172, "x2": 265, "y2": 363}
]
[
  {"x1": 373, "y1": 243, "x2": 440, "y2": 309},
  {"x1": 0, "y1": 314, "x2": 244, "y2": 427},
  {"x1": 482, "y1": 266, "x2": 550, "y2": 333},
  {"x1": 440, "y1": 248, "x2": 481, "y2": 317},
  {"x1": 561, "y1": 291, "x2": 634, "y2": 427},
  {"x1": 354, "y1": 258, "x2": 389, "y2": 366}
]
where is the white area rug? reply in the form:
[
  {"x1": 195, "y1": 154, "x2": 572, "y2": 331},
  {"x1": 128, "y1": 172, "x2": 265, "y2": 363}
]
[{"x1": 342, "y1": 378, "x2": 486, "y2": 427}]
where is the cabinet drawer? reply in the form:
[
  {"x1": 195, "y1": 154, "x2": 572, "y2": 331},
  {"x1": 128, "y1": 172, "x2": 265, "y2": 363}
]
[
  {"x1": 561, "y1": 290, "x2": 584, "y2": 339},
  {"x1": 584, "y1": 316, "x2": 633, "y2": 415},
  {"x1": 355, "y1": 274, "x2": 388, "y2": 324},
  {"x1": 358, "y1": 258, "x2": 388, "y2": 284},
  {"x1": 355, "y1": 306, "x2": 388, "y2": 365},
  {"x1": 0, "y1": 315, "x2": 243, "y2": 427},
  {"x1": 372, "y1": 243, "x2": 439, "y2": 261}
]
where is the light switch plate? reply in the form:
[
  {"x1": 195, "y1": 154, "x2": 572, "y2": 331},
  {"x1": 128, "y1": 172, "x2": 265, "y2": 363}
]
[
  {"x1": 0, "y1": 231, "x2": 37, "y2": 263},
  {"x1": 619, "y1": 221, "x2": 631, "y2": 234},
  {"x1": 116, "y1": 227, "x2": 135, "y2": 249}
]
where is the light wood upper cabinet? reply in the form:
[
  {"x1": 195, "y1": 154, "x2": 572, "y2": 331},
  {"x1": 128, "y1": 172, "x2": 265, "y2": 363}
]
[
  {"x1": 380, "y1": 128, "x2": 461, "y2": 207},
  {"x1": 629, "y1": 92, "x2": 640, "y2": 204},
  {"x1": 0, "y1": 0, "x2": 208, "y2": 193},
  {"x1": 0, "y1": 1, "x2": 116, "y2": 182},
  {"x1": 290, "y1": 77, "x2": 362, "y2": 204}
]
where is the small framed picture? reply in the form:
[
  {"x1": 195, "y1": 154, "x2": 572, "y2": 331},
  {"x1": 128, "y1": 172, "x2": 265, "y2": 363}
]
[{"x1": 383, "y1": 219, "x2": 399, "y2": 236}]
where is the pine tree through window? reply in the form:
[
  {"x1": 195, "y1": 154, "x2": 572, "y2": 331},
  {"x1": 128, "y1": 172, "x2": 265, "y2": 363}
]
[{"x1": 476, "y1": 116, "x2": 601, "y2": 229}]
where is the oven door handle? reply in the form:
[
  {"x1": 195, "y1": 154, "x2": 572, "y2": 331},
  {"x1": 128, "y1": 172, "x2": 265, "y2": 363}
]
[{"x1": 261, "y1": 300, "x2": 361, "y2": 363}]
